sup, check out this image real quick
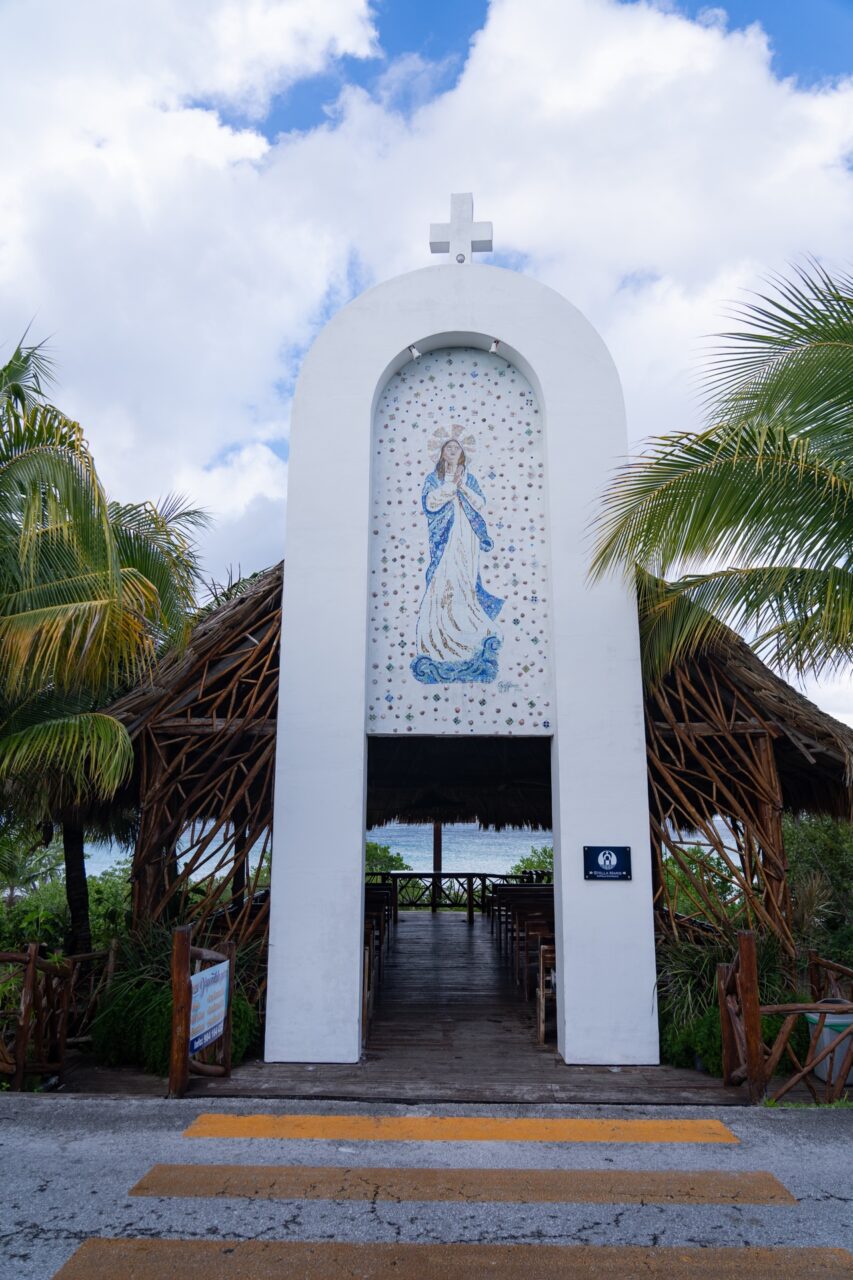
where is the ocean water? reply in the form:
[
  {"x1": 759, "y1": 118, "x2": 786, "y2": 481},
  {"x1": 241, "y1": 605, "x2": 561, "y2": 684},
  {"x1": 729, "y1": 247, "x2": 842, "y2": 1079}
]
[
  {"x1": 84, "y1": 824, "x2": 552, "y2": 879},
  {"x1": 369, "y1": 823, "x2": 552, "y2": 876}
]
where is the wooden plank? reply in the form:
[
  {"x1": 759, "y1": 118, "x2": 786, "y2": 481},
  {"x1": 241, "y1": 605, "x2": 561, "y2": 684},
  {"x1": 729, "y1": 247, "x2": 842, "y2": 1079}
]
[
  {"x1": 168, "y1": 926, "x2": 191, "y2": 1098},
  {"x1": 187, "y1": 913, "x2": 744, "y2": 1105}
]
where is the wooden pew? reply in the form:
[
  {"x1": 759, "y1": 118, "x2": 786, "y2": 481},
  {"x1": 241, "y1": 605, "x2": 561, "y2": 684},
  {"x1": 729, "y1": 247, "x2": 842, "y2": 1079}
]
[{"x1": 538, "y1": 944, "x2": 557, "y2": 1044}]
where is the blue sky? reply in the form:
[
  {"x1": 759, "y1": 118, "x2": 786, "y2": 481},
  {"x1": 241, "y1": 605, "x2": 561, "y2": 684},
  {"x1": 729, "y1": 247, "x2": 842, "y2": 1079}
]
[
  {"x1": 679, "y1": 0, "x2": 853, "y2": 81},
  {"x1": 3, "y1": 0, "x2": 852, "y2": 731},
  {"x1": 261, "y1": 0, "x2": 489, "y2": 134},
  {"x1": 260, "y1": 0, "x2": 852, "y2": 137}
]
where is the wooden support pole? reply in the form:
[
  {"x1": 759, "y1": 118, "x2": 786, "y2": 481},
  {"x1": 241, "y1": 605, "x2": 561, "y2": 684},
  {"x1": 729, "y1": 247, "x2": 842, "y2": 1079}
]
[
  {"x1": 230, "y1": 798, "x2": 249, "y2": 913},
  {"x1": 431, "y1": 821, "x2": 442, "y2": 913},
  {"x1": 169, "y1": 925, "x2": 192, "y2": 1098},
  {"x1": 755, "y1": 733, "x2": 795, "y2": 962},
  {"x1": 737, "y1": 931, "x2": 766, "y2": 1103},
  {"x1": 220, "y1": 939, "x2": 236, "y2": 1077},
  {"x1": 12, "y1": 944, "x2": 38, "y2": 1091},
  {"x1": 466, "y1": 874, "x2": 474, "y2": 926},
  {"x1": 716, "y1": 963, "x2": 738, "y2": 1086}
]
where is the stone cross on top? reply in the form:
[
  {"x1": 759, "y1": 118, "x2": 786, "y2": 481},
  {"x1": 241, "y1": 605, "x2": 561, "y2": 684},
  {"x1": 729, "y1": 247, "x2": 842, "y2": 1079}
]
[{"x1": 429, "y1": 193, "x2": 493, "y2": 264}]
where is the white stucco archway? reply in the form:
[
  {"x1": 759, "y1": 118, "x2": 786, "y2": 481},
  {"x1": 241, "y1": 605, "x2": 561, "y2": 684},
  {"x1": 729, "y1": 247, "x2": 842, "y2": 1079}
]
[{"x1": 264, "y1": 263, "x2": 659, "y2": 1065}]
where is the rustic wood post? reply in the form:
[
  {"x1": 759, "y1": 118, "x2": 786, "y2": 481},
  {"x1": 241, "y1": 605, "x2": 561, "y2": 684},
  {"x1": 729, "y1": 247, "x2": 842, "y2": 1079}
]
[
  {"x1": 737, "y1": 931, "x2": 766, "y2": 1103},
  {"x1": 717, "y1": 963, "x2": 737, "y2": 1086},
  {"x1": 807, "y1": 949, "x2": 823, "y2": 1002},
  {"x1": 431, "y1": 821, "x2": 442, "y2": 913},
  {"x1": 56, "y1": 962, "x2": 72, "y2": 1086},
  {"x1": 830, "y1": 1030, "x2": 853, "y2": 1104},
  {"x1": 169, "y1": 925, "x2": 192, "y2": 1098},
  {"x1": 391, "y1": 876, "x2": 399, "y2": 925},
  {"x1": 230, "y1": 799, "x2": 249, "y2": 914},
  {"x1": 756, "y1": 734, "x2": 794, "y2": 966},
  {"x1": 12, "y1": 944, "x2": 38, "y2": 1091},
  {"x1": 220, "y1": 940, "x2": 236, "y2": 1076},
  {"x1": 466, "y1": 874, "x2": 474, "y2": 926}
]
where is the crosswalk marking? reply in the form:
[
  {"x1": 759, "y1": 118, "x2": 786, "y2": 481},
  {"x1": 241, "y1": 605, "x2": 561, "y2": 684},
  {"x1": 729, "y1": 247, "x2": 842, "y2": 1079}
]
[
  {"x1": 130, "y1": 1162, "x2": 794, "y2": 1204},
  {"x1": 183, "y1": 1112, "x2": 739, "y2": 1144},
  {"x1": 53, "y1": 1240, "x2": 853, "y2": 1278}
]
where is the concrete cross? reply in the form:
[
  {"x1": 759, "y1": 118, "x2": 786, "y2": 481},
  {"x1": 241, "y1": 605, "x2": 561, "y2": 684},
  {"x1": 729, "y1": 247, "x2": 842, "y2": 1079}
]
[{"x1": 429, "y1": 193, "x2": 493, "y2": 264}]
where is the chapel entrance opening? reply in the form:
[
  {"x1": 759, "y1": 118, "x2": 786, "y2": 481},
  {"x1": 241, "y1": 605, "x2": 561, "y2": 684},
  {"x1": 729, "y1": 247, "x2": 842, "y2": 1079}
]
[{"x1": 364, "y1": 736, "x2": 557, "y2": 1069}]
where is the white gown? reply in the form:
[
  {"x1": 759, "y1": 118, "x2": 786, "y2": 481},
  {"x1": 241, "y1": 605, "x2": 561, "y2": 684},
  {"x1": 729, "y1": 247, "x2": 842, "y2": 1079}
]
[{"x1": 415, "y1": 478, "x2": 495, "y2": 663}]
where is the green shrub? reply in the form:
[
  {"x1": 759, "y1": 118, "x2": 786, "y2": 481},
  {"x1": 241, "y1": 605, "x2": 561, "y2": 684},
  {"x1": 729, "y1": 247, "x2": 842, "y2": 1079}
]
[
  {"x1": 0, "y1": 858, "x2": 132, "y2": 954},
  {"x1": 656, "y1": 931, "x2": 800, "y2": 1078},
  {"x1": 661, "y1": 1007, "x2": 723, "y2": 1076},
  {"x1": 92, "y1": 974, "x2": 258, "y2": 1077},
  {"x1": 0, "y1": 878, "x2": 68, "y2": 952},
  {"x1": 783, "y1": 813, "x2": 853, "y2": 966},
  {"x1": 365, "y1": 842, "x2": 412, "y2": 873},
  {"x1": 508, "y1": 845, "x2": 553, "y2": 875},
  {"x1": 88, "y1": 861, "x2": 132, "y2": 949},
  {"x1": 89, "y1": 924, "x2": 258, "y2": 1076}
]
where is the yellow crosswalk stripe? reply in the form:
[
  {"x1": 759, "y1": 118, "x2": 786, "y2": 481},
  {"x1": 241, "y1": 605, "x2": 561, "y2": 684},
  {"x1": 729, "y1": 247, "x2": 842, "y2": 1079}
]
[
  {"x1": 53, "y1": 1240, "x2": 853, "y2": 1278},
  {"x1": 130, "y1": 1162, "x2": 793, "y2": 1204},
  {"x1": 183, "y1": 1112, "x2": 738, "y2": 1144}
]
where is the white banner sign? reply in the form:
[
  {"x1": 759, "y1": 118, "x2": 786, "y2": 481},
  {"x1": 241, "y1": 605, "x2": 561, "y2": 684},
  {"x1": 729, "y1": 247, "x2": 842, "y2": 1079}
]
[{"x1": 189, "y1": 960, "x2": 229, "y2": 1054}]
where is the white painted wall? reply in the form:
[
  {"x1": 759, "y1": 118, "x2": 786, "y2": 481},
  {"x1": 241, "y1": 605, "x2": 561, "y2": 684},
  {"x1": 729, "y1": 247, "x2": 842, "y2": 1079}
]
[{"x1": 265, "y1": 263, "x2": 659, "y2": 1065}]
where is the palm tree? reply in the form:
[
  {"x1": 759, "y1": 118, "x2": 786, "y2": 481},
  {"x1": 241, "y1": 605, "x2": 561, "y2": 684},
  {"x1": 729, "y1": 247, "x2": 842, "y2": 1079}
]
[
  {"x1": 0, "y1": 815, "x2": 63, "y2": 909},
  {"x1": 0, "y1": 329, "x2": 55, "y2": 412},
  {"x1": 592, "y1": 263, "x2": 853, "y2": 682},
  {"x1": 0, "y1": 334, "x2": 207, "y2": 950}
]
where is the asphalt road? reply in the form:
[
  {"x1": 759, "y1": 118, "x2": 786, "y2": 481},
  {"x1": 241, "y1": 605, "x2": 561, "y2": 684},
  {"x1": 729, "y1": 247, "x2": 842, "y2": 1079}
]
[{"x1": 1, "y1": 1095, "x2": 851, "y2": 1277}]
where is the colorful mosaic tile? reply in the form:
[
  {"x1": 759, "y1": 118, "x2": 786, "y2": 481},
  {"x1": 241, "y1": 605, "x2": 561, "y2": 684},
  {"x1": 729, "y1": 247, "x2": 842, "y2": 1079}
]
[{"x1": 367, "y1": 346, "x2": 554, "y2": 734}]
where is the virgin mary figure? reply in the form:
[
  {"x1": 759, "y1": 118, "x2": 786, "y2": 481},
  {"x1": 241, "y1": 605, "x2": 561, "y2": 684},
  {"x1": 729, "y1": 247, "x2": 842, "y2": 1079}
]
[{"x1": 411, "y1": 431, "x2": 503, "y2": 684}]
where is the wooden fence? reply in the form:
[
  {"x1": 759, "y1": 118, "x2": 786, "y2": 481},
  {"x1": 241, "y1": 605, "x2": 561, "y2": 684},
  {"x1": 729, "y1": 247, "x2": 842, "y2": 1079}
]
[
  {"x1": 366, "y1": 871, "x2": 551, "y2": 921},
  {"x1": 168, "y1": 925, "x2": 235, "y2": 1098},
  {"x1": 717, "y1": 931, "x2": 853, "y2": 1104},
  {"x1": 0, "y1": 943, "x2": 117, "y2": 1090}
]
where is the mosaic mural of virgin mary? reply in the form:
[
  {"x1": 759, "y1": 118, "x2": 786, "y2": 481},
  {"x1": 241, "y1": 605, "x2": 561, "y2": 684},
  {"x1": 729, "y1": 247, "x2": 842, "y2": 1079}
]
[{"x1": 411, "y1": 428, "x2": 503, "y2": 684}]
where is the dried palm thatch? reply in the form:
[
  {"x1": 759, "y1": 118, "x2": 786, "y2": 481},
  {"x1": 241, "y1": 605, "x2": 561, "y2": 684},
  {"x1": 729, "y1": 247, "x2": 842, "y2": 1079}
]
[{"x1": 110, "y1": 562, "x2": 853, "y2": 957}]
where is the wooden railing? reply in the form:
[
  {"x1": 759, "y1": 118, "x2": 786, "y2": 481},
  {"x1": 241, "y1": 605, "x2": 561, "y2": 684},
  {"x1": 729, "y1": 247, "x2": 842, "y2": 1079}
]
[
  {"x1": 717, "y1": 931, "x2": 853, "y2": 1104},
  {"x1": 0, "y1": 943, "x2": 117, "y2": 1090},
  {"x1": 66, "y1": 941, "x2": 118, "y2": 1046},
  {"x1": 366, "y1": 871, "x2": 551, "y2": 921},
  {"x1": 1, "y1": 946, "x2": 72, "y2": 1090}
]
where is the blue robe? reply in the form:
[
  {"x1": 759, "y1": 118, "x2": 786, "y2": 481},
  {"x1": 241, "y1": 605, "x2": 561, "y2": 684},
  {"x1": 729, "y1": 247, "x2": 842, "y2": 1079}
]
[{"x1": 411, "y1": 469, "x2": 503, "y2": 684}]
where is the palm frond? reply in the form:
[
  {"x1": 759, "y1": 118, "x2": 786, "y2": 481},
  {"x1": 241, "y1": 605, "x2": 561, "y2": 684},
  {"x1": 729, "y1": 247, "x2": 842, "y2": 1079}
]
[
  {"x1": 107, "y1": 494, "x2": 209, "y2": 647},
  {"x1": 0, "y1": 573, "x2": 158, "y2": 695},
  {"x1": 0, "y1": 330, "x2": 56, "y2": 413},
  {"x1": 0, "y1": 711, "x2": 133, "y2": 802},
  {"x1": 592, "y1": 416, "x2": 853, "y2": 581},
  {"x1": 638, "y1": 565, "x2": 853, "y2": 681},
  {"x1": 0, "y1": 402, "x2": 118, "y2": 591},
  {"x1": 705, "y1": 260, "x2": 853, "y2": 456}
]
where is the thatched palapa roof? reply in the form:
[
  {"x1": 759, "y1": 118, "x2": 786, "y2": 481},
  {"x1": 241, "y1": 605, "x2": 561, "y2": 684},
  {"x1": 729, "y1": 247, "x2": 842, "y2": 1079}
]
[{"x1": 109, "y1": 562, "x2": 853, "y2": 830}]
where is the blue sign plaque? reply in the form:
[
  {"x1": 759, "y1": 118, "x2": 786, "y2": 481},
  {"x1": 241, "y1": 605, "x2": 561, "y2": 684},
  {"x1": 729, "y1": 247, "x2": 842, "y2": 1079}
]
[{"x1": 583, "y1": 846, "x2": 632, "y2": 881}]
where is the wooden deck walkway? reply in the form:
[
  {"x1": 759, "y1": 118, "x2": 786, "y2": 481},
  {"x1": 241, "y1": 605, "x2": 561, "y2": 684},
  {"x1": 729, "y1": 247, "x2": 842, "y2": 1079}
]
[{"x1": 194, "y1": 911, "x2": 745, "y2": 1105}]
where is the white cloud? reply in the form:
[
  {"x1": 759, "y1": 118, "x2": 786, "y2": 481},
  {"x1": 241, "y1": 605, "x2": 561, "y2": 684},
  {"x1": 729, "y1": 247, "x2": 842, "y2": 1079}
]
[
  {"x1": 179, "y1": 444, "x2": 289, "y2": 583},
  {"x1": 801, "y1": 674, "x2": 853, "y2": 731},
  {"x1": 2, "y1": 0, "x2": 853, "y2": 718}
]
